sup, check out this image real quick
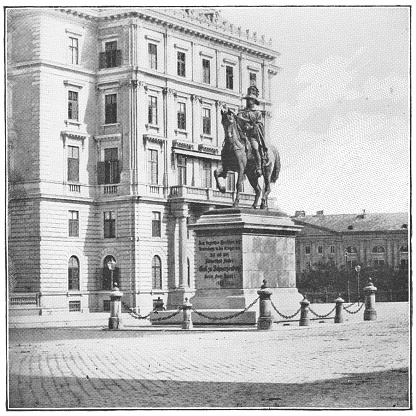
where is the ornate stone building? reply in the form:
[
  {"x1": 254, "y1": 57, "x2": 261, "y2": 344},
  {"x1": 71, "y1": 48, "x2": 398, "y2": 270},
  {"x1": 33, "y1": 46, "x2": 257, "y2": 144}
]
[
  {"x1": 7, "y1": 8, "x2": 280, "y2": 315},
  {"x1": 292, "y1": 210, "x2": 409, "y2": 273}
]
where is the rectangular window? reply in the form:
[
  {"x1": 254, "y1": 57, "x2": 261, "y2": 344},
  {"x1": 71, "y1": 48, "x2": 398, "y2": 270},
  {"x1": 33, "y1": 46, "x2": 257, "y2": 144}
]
[
  {"x1": 68, "y1": 210, "x2": 79, "y2": 237},
  {"x1": 226, "y1": 65, "x2": 234, "y2": 90},
  {"x1": 202, "y1": 59, "x2": 210, "y2": 84},
  {"x1": 177, "y1": 51, "x2": 186, "y2": 77},
  {"x1": 67, "y1": 146, "x2": 79, "y2": 182},
  {"x1": 202, "y1": 108, "x2": 211, "y2": 135},
  {"x1": 148, "y1": 149, "x2": 158, "y2": 185},
  {"x1": 69, "y1": 37, "x2": 79, "y2": 65},
  {"x1": 249, "y1": 72, "x2": 257, "y2": 86},
  {"x1": 226, "y1": 172, "x2": 235, "y2": 191},
  {"x1": 148, "y1": 96, "x2": 158, "y2": 125},
  {"x1": 202, "y1": 161, "x2": 212, "y2": 188},
  {"x1": 148, "y1": 43, "x2": 158, "y2": 69},
  {"x1": 104, "y1": 211, "x2": 116, "y2": 238},
  {"x1": 177, "y1": 102, "x2": 186, "y2": 130},
  {"x1": 104, "y1": 148, "x2": 119, "y2": 184},
  {"x1": 104, "y1": 41, "x2": 120, "y2": 68},
  {"x1": 152, "y1": 211, "x2": 161, "y2": 237},
  {"x1": 105, "y1": 94, "x2": 117, "y2": 124},
  {"x1": 68, "y1": 91, "x2": 79, "y2": 121},
  {"x1": 317, "y1": 246, "x2": 323, "y2": 254},
  {"x1": 177, "y1": 155, "x2": 187, "y2": 185},
  {"x1": 330, "y1": 245, "x2": 335, "y2": 254},
  {"x1": 305, "y1": 246, "x2": 311, "y2": 254}
]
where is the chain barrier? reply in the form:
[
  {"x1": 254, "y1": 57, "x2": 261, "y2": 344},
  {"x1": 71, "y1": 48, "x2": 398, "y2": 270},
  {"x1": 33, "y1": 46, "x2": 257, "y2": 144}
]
[
  {"x1": 150, "y1": 308, "x2": 182, "y2": 322},
  {"x1": 270, "y1": 299, "x2": 301, "y2": 320},
  {"x1": 121, "y1": 301, "x2": 153, "y2": 320},
  {"x1": 343, "y1": 300, "x2": 361, "y2": 310},
  {"x1": 343, "y1": 302, "x2": 365, "y2": 315},
  {"x1": 308, "y1": 305, "x2": 336, "y2": 319},
  {"x1": 191, "y1": 297, "x2": 259, "y2": 321}
]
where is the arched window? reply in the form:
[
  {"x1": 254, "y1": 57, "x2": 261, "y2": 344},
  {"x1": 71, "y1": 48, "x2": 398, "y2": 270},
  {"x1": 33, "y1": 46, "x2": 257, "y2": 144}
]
[
  {"x1": 102, "y1": 255, "x2": 119, "y2": 290},
  {"x1": 68, "y1": 256, "x2": 80, "y2": 291},
  {"x1": 399, "y1": 245, "x2": 408, "y2": 253},
  {"x1": 187, "y1": 257, "x2": 191, "y2": 288},
  {"x1": 372, "y1": 246, "x2": 385, "y2": 253},
  {"x1": 346, "y1": 246, "x2": 358, "y2": 254},
  {"x1": 152, "y1": 255, "x2": 162, "y2": 290}
]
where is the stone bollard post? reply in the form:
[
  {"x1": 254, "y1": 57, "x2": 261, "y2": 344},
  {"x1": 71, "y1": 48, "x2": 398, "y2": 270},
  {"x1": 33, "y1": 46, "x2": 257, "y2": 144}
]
[
  {"x1": 108, "y1": 284, "x2": 123, "y2": 330},
  {"x1": 334, "y1": 295, "x2": 345, "y2": 324},
  {"x1": 182, "y1": 298, "x2": 193, "y2": 330},
  {"x1": 363, "y1": 279, "x2": 377, "y2": 321},
  {"x1": 257, "y1": 280, "x2": 273, "y2": 330},
  {"x1": 299, "y1": 298, "x2": 310, "y2": 326}
]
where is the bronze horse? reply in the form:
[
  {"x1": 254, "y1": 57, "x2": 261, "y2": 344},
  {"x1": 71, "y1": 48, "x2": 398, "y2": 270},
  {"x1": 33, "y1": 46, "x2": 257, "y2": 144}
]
[{"x1": 214, "y1": 109, "x2": 281, "y2": 209}]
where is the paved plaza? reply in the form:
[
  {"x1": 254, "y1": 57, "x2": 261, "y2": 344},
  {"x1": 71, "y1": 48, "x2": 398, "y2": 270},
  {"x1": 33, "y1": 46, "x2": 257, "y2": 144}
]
[{"x1": 8, "y1": 302, "x2": 410, "y2": 409}]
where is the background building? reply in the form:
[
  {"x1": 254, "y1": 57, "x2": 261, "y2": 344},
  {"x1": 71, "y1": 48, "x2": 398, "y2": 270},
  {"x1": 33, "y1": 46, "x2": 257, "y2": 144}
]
[
  {"x1": 7, "y1": 7, "x2": 280, "y2": 315},
  {"x1": 292, "y1": 210, "x2": 409, "y2": 273}
]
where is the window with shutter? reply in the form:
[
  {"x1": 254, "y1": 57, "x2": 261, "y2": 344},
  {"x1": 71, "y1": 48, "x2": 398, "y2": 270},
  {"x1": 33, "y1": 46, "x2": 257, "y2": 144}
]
[
  {"x1": 177, "y1": 102, "x2": 186, "y2": 130},
  {"x1": 68, "y1": 210, "x2": 79, "y2": 237},
  {"x1": 68, "y1": 91, "x2": 79, "y2": 121},
  {"x1": 67, "y1": 146, "x2": 79, "y2": 182},
  {"x1": 104, "y1": 211, "x2": 116, "y2": 238},
  {"x1": 105, "y1": 94, "x2": 117, "y2": 124},
  {"x1": 148, "y1": 43, "x2": 157, "y2": 69},
  {"x1": 202, "y1": 59, "x2": 210, "y2": 84},
  {"x1": 202, "y1": 108, "x2": 211, "y2": 135},
  {"x1": 226, "y1": 66, "x2": 234, "y2": 90},
  {"x1": 148, "y1": 149, "x2": 158, "y2": 185},
  {"x1": 177, "y1": 51, "x2": 186, "y2": 77}
]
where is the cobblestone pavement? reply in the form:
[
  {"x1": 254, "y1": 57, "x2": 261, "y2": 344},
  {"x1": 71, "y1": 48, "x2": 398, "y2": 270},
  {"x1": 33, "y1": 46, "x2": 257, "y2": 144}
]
[{"x1": 8, "y1": 303, "x2": 410, "y2": 409}]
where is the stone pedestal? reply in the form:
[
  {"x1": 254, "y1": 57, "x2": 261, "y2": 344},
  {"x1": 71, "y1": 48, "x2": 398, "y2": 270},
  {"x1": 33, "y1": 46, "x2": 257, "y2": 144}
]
[{"x1": 189, "y1": 208, "x2": 303, "y2": 322}]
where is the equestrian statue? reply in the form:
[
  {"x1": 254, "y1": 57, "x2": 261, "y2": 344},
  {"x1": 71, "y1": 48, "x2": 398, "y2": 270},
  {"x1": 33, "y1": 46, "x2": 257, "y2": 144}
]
[{"x1": 214, "y1": 86, "x2": 281, "y2": 209}]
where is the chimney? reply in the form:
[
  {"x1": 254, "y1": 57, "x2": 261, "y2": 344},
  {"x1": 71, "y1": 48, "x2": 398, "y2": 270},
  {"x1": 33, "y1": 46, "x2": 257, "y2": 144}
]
[
  {"x1": 294, "y1": 210, "x2": 305, "y2": 217},
  {"x1": 316, "y1": 210, "x2": 324, "y2": 215}
]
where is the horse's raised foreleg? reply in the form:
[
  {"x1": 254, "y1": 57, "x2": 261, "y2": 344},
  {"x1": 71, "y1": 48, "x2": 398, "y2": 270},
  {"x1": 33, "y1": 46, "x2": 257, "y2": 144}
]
[
  {"x1": 214, "y1": 166, "x2": 227, "y2": 194},
  {"x1": 247, "y1": 171, "x2": 262, "y2": 209}
]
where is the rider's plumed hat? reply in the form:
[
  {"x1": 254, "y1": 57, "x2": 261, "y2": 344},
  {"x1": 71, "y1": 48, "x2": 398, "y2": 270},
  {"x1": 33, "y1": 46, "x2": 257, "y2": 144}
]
[{"x1": 243, "y1": 85, "x2": 260, "y2": 105}]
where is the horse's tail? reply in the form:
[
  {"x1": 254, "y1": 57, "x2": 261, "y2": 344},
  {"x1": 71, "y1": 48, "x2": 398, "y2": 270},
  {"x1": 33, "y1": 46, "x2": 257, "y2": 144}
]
[{"x1": 270, "y1": 147, "x2": 281, "y2": 183}]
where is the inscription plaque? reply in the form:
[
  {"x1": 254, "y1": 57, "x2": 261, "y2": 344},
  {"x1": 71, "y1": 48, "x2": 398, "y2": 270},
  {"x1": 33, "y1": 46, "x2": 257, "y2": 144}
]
[{"x1": 195, "y1": 236, "x2": 243, "y2": 289}]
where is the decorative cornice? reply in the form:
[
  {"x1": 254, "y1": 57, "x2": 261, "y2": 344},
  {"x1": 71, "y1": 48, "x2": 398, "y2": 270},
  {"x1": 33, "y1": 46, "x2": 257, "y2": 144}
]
[
  {"x1": 56, "y1": 8, "x2": 279, "y2": 60},
  {"x1": 198, "y1": 143, "x2": 218, "y2": 155},
  {"x1": 61, "y1": 130, "x2": 89, "y2": 147},
  {"x1": 143, "y1": 134, "x2": 167, "y2": 145},
  {"x1": 172, "y1": 140, "x2": 194, "y2": 150},
  {"x1": 94, "y1": 133, "x2": 122, "y2": 142}
]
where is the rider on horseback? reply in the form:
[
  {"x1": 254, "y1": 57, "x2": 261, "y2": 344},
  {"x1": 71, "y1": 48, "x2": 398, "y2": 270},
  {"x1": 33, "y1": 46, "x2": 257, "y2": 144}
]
[{"x1": 236, "y1": 86, "x2": 268, "y2": 178}]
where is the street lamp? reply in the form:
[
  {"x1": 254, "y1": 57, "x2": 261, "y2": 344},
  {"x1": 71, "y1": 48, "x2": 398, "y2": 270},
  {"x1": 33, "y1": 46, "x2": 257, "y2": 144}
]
[
  {"x1": 355, "y1": 264, "x2": 361, "y2": 301},
  {"x1": 107, "y1": 258, "x2": 117, "y2": 289}
]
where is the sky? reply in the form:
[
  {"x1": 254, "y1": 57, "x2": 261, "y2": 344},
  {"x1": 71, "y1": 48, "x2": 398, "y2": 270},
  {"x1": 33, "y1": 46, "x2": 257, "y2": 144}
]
[{"x1": 220, "y1": 6, "x2": 410, "y2": 216}]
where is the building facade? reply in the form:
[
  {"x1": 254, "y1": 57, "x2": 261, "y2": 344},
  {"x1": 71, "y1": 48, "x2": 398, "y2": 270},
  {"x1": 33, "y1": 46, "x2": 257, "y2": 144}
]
[
  {"x1": 292, "y1": 210, "x2": 409, "y2": 273},
  {"x1": 7, "y1": 8, "x2": 280, "y2": 315}
]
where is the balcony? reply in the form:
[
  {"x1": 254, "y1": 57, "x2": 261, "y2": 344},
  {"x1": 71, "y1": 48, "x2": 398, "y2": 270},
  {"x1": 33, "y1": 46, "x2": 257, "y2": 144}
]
[
  {"x1": 168, "y1": 185, "x2": 255, "y2": 206},
  {"x1": 99, "y1": 50, "x2": 122, "y2": 69},
  {"x1": 68, "y1": 184, "x2": 81, "y2": 193},
  {"x1": 103, "y1": 185, "x2": 118, "y2": 195}
]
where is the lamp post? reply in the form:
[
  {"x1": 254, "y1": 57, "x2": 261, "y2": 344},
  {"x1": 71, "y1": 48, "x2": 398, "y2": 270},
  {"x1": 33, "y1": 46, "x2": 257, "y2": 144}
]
[
  {"x1": 345, "y1": 250, "x2": 350, "y2": 302},
  {"x1": 355, "y1": 264, "x2": 361, "y2": 302},
  {"x1": 107, "y1": 258, "x2": 117, "y2": 289}
]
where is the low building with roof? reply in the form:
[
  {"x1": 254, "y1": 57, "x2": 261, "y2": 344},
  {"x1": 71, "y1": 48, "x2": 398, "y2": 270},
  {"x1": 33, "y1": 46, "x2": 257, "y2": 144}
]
[{"x1": 292, "y1": 210, "x2": 409, "y2": 273}]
